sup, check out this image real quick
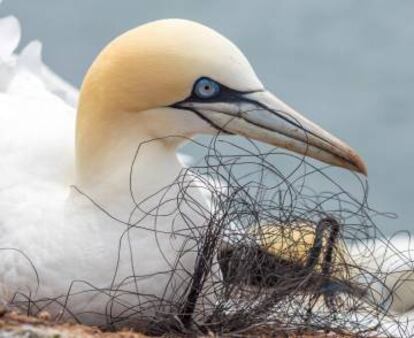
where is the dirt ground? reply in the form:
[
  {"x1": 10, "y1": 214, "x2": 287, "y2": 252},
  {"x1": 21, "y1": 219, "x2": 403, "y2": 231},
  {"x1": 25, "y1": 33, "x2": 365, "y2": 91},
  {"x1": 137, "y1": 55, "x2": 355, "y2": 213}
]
[
  {"x1": 0, "y1": 310, "x2": 356, "y2": 338},
  {"x1": 0, "y1": 311, "x2": 148, "y2": 338}
]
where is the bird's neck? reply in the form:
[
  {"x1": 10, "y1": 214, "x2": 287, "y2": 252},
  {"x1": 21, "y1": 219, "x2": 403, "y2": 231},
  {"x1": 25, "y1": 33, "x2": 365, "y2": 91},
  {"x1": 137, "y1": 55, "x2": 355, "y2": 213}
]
[{"x1": 75, "y1": 110, "x2": 184, "y2": 218}]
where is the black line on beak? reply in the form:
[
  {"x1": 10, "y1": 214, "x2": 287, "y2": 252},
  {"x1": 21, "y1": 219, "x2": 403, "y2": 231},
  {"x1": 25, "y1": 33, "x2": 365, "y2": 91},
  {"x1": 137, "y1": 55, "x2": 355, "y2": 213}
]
[
  {"x1": 240, "y1": 96, "x2": 344, "y2": 153},
  {"x1": 242, "y1": 97, "x2": 362, "y2": 171},
  {"x1": 168, "y1": 79, "x2": 360, "y2": 172},
  {"x1": 171, "y1": 105, "x2": 234, "y2": 135}
]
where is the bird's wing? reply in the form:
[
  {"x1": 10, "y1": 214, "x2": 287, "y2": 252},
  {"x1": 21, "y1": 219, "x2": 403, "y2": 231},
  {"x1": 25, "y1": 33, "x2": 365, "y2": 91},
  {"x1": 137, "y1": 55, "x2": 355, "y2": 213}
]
[
  {"x1": 0, "y1": 16, "x2": 20, "y2": 90},
  {"x1": 18, "y1": 40, "x2": 79, "y2": 107},
  {"x1": 0, "y1": 15, "x2": 79, "y2": 105},
  {"x1": 0, "y1": 15, "x2": 76, "y2": 245}
]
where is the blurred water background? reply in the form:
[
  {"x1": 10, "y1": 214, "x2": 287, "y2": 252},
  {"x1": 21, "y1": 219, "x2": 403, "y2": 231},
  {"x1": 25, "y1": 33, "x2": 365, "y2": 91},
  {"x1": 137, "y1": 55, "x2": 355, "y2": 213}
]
[{"x1": 1, "y1": 0, "x2": 413, "y2": 235}]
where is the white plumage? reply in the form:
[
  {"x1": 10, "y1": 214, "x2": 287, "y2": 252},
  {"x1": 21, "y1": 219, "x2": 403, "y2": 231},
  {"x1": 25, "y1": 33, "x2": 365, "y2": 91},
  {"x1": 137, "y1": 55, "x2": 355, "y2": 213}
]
[
  {"x1": 0, "y1": 17, "x2": 208, "y2": 326},
  {"x1": 0, "y1": 13, "x2": 411, "y2": 335}
]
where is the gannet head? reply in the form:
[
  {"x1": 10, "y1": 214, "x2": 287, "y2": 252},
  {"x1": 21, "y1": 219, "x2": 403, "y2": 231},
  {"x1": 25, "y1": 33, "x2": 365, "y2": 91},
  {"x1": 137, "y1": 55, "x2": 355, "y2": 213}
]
[{"x1": 77, "y1": 19, "x2": 367, "y2": 180}]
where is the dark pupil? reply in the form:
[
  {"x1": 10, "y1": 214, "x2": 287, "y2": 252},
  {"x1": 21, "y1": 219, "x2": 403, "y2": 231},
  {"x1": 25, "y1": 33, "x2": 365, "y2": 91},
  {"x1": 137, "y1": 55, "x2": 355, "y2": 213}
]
[{"x1": 204, "y1": 85, "x2": 211, "y2": 91}]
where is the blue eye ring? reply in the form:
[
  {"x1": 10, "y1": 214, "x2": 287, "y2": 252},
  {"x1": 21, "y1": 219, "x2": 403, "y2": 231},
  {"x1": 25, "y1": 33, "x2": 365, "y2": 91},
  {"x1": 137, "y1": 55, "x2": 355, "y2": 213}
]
[{"x1": 194, "y1": 78, "x2": 220, "y2": 99}]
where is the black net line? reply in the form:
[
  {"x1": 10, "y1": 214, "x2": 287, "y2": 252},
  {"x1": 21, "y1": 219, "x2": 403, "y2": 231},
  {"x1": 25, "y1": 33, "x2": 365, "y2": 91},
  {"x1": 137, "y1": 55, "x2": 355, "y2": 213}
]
[{"x1": 2, "y1": 134, "x2": 414, "y2": 337}]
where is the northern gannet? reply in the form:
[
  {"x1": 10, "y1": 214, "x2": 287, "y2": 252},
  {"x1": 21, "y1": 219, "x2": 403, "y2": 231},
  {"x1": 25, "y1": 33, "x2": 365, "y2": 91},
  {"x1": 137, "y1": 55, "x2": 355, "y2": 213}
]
[{"x1": 0, "y1": 18, "x2": 366, "y2": 328}]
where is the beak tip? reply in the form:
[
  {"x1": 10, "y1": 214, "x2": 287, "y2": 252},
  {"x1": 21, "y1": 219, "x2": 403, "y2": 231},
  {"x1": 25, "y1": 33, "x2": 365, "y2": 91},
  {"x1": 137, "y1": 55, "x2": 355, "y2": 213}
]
[
  {"x1": 351, "y1": 153, "x2": 368, "y2": 177},
  {"x1": 357, "y1": 163, "x2": 368, "y2": 177}
]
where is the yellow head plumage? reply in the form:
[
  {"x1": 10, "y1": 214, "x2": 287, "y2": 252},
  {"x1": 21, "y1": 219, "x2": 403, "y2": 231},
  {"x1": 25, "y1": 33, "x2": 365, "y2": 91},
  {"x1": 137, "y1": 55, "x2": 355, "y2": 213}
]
[
  {"x1": 76, "y1": 19, "x2": 261, "y2": 180},
  {"x1": 76, "y1": 19, "x2": 366, "y2": 184}
]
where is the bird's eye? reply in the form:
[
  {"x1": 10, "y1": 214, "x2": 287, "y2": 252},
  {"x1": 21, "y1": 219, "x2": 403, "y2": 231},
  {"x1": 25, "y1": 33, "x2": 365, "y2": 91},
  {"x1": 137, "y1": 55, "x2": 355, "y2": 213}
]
[{"x1": 194, "y1": 78, "x2": 220, "y2": 99}]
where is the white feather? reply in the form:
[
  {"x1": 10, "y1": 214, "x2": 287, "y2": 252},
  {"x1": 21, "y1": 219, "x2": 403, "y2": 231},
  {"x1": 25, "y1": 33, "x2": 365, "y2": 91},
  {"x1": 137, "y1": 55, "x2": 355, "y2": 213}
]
[
  {"x1": 0, "y1": 14, "x2": 413, "y2": 335},
  {"x1": 0, "y1": 16, "x2": 204, "y2": 325}
]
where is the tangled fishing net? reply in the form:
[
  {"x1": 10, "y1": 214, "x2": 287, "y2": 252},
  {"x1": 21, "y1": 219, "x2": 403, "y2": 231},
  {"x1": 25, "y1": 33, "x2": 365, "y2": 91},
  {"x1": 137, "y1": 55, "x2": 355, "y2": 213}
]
[
  {"x1": 1, "y1": 7, "x2": 413, "y2": 338},
  {"x1": 169, "y1": 136, "x2": 414, "y2": 337},
  {"x1": 5, "y1": 134, "x2": 413, "y2": 337}
]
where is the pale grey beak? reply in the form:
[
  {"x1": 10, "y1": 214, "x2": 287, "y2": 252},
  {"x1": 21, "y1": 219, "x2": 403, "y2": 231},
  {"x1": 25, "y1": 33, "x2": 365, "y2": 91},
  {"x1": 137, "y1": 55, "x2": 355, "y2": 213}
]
[{"x1": 179, "y1": 90, "x2": 367, "y2": 175}]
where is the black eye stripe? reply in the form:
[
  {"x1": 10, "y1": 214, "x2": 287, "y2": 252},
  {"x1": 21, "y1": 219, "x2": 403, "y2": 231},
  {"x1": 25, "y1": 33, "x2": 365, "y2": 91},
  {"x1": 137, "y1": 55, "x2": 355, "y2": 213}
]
[
  {"x1": 168, "y1": 77, "x2": 264, "y2": 133},
  {"x1": 183, "y1": 76, "x2": 261, "y2": 104}
]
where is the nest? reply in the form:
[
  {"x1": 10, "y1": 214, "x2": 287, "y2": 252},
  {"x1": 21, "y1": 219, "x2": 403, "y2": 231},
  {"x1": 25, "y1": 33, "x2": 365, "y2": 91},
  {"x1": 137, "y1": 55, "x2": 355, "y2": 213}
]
[{"x1": 4, "y1": 135, "x2": 414, "y2": 337}]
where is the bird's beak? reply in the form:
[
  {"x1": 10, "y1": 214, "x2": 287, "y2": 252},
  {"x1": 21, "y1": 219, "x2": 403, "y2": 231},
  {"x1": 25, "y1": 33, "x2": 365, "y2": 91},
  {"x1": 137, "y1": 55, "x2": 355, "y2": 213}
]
[{"x1": 177, "y1": 90, "x2": 367, "y2": 175}]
